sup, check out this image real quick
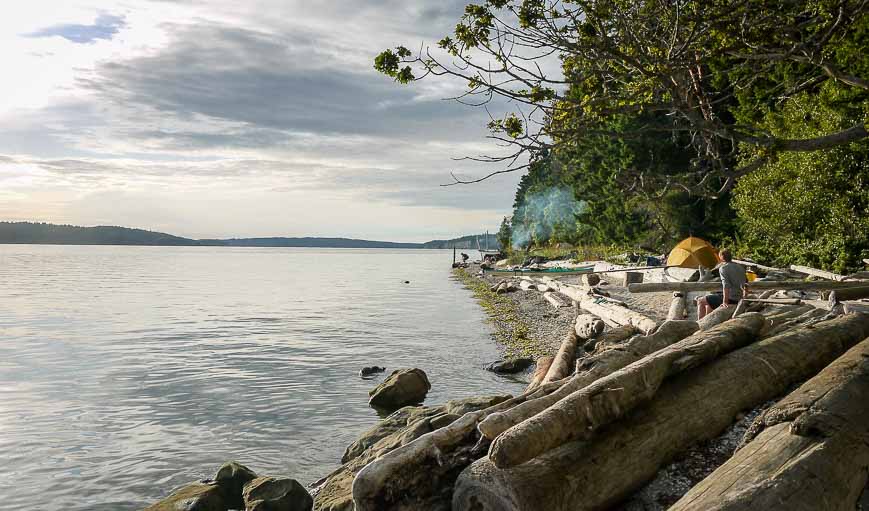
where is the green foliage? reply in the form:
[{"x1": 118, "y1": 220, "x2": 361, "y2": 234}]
[
  {"x1": 733, "y1": 87, "x2": 869, "y2": 273},
  {"x1": 496, "y1": 217, "x2": 512, "y2": 253}
]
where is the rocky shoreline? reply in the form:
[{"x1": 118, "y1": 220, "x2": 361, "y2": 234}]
[{"x1": 145, "y1": 259, "x2": 869, "y2": 511}]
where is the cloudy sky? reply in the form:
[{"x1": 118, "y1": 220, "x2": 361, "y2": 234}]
[{"x1": 0, "y1": 1, "x2": 524, "y2": 241}]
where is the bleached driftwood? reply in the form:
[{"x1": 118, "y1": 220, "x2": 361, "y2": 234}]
[
  {"x1": 697, "y1": 303, "x2": 736, "y2": 330},
  {"x1": 518, "y1": 280, "x2": 534, "y2": 291},
  {"x1": 541, "y1": 330, "x2": 579, "y2": 384},
  {"x1": 670, "y1": 337, "x2": 869, "y2": 511},
  {"x1": 579, "y1": 295, "x2": 657, "y2": 334},
  {"x1": 591, "y1": 324, "x2": 638, "y2": 352},
  {"x1": 487, "y1": 314, "x2": 766, "y2": 468},
  {"x1": 667, "y1": 292, "x2": 687, "y2": 320},
  {"x1": 789, "y1": 264, "x2": 847, "y2": 281},
  {"x1": 543, "y1": 292, "x2": 567, "y2": 309},
  {"x1": 451, "y1": 313, "x2": 869, "y2": 511},
  {"x1": 525, "y1": 357, "x2": 553, "y2": 392},
  {"x1": 574, "y1": 314, "x2": 605, "y2": 340},
  {"x1": 477, "y1": 320, "x2": 699, "y2": 441},
  {"x1": 828, "y1": 285, "x2": 869, "y2": 302}
]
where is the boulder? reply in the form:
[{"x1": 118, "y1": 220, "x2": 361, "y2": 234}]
[
  {"x1": 144, "y1": 482, "x2": 226, "y2": 511},
  {"x1": 313, "y1": 395, "x2": 510, "y2": 511},
  {"x1": 243, "y1": 476, "x2": 312, "y2": 511},
  {"x1": 368, "y1": 368, "x2": 430, "y2": 410},
  {"x1": 486, "y1": 358, "x2": 534, "y2": 374},
  {"x1": 214, "y1": 461, "x2": 257, "y2": 509}
]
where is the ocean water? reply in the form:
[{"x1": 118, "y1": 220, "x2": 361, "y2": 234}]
[{"x1": 0, "y1": 245, "x2": 522, "y2": 510}]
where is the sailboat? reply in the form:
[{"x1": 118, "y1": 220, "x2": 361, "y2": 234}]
[{"x1": 477, "y1": 231, "x2": 501, "y2": 257}]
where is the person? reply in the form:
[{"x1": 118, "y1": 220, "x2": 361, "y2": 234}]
[{"x1": 696, "y1": 248, "x2": 747, "y2": 320}]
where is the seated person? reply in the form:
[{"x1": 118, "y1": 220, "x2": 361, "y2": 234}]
[{"x1": 696, "y1": 248, "x2": 747, "y2": 320}]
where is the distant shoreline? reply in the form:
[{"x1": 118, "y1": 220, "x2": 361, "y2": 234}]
[{"x1": 0, "y1": 221, "x2": 501, "y2": 250}]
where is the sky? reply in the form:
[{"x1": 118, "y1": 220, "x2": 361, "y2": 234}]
[{"x1": 0, "y1": 0, "x2": 525, "y2": 241}]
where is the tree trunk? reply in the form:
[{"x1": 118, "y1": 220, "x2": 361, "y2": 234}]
[
  {"x1": 541, "y1": 330, "x2": 579, "y2": 384},
  {"x1": 629, "y1": 280, "x2": 869, "y2": 293},
  {"x1": 574, "y1": 314, "x2": 605, "y2": 340},
  {"x1": 477, "y1": 320, "x2": 699, "y2": 441},
  {"x1": 828, "y1": 285, "x2": 869, "y2": 302},
  {"x1": 742, "y1": 298, "x2": 802, "y2": 305},
  {"x1": 670, "y1": 337, "x2": 869, "y2": 511},
  {"x1": 789, "y1": 264, "x2": 847, "y2": 281},
  {"x1": 451, "y1": 313, "x2": 869, "y2": 511},
  {"x1": 525, "y1": 357, "x2": 553, "y2": 392},
  {"x1": 487, "y1": 314, "x2": 766, "y2": 468},
  {"x1": 579, "y1": 295, "x2": 657, "y2": 334},
  {"x1": 697, "y1": 304, "x2": 736, "y2": 330},
  {"x1": 667, "y1": 292, "x2": 687, "y2": 320}
]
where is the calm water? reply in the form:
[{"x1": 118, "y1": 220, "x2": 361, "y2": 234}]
[{"x1": 0, "y1": 245, "x2": 521, "y2": 510}]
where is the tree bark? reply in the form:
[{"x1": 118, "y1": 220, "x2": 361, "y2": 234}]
[
  {"x1": 525, "y1": 357, "x2": 553, "y2": 392},
  {"x1": 488, "y1": 314, "x2": 766, "y2": 468},
  {"x1": 541, "y1": 330, "x2": 578, "y2": 384},
  {"x1": 452, "y1": 313, "x2": 869, "y2": 511},
  {"x1": 670, "y1": 337, "x2": 869, "y2": 511},
  {"x1": 579, "y1": 295, "x2": 657, "y2": 334},
  {"x1": 629, "y1": 280, "x2": 869, "y2": 293},
  {"x1": 477, "y1": 320, "x2": 699, "y2": 441},
  {"x1": 697, "y1": 303, "x2": 736, "y2": 330},
  {"x1": 574, "y1": 314, "x2": 605, "y2": 340},
  {"x1": 667, "y1": 292, "x2": 687, "y2": 320},
  {"x1": 789, "y1": 264, "x2": 847, "y2": 281}
]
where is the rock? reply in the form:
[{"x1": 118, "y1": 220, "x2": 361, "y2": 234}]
[
  {"x1": 314, "y1": 395, "x2": 510, "y2": 511},
  {"x1": 368, "y1": 368, "x2": 430, "y2": 410},
  {"x1": 358, "y1": 366, "x2": 386, "y2": 377},
  {"x1": 144, "y1": 482, "x2": 226, "y2": 511},
  {"x1": 243, "y1": 476, "x2": 313, "y2": 511},
  {"x1": 486, "y1": 358, "x2": 534, "y2": 374},
  {"x1": 214, "y1": 461, "x2": 257, "y2": 509}
]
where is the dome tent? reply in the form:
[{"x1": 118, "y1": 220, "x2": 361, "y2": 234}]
[{"x1": 667, "y1": 237, "x2": 720, "y2": 269}]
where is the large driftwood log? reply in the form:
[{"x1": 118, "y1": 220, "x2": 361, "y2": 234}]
[
  {"x1": 525, "y1": 357, "x2": 553, "y2": 392},
  {"x1": 828, "y1": 284, "x2": 869, "y2": 302},
  {"x1": 541, "y1": 330, "x2": 578, "y2": 384},
  {"x1": 488, "y1": 314, "x2": 766, "y2": 468},
  {"x1": 543, "y1": 292, "x2": 567, "y2": 309},
  {"x1": 789, "y1": 264, "x2": 847, "y2": 281},
  {"x1": 697, "y1": 303, "x2": 736, "y2": 330},
  {"x1": 629, "y1": 280, "x2": 869, "y2": 293},
  {"x1": 477, "y1": 320, "x2": 699, "y2": 441},
  {"x1": 451, "y1": 313, "x2": 869, "y2": 511},
  {"x1": 574, "y1": 314, "x2": 605, "y2": 340},
  {"x1": 579, "y1": 295, "x2": 657, "y2": 334},
  {"x1": 670, "y1": 337, "x2": 869, "y2": 511},
  {"x1": 667, "y1": 292, "x2": 687, "y2": 320}
]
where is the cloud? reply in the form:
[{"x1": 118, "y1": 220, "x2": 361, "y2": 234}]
[{"x1": 25, "y1": 14, "x2": 126, "y2": 44}]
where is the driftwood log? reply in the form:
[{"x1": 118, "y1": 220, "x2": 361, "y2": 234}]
[
  {"x1": 697, "y1": 303, "x2": 736, "y2": 330},
  {"x1": 477, "y1": 320, "x2": 699, "y2": 441},
  {"x1": 629, "y1": 280, "x2": 869, "y2": 293},
  {"x1": 789, "y1": 264, "x2": 847, "y2": 281},
  {"x1": 488, "y1": 314, "x2": 766, "y2": 468},
  {"x1": 543, "y1": 292, "x2": 567, "y2": 309},
  {"x1": 671, "y1": 336, "x2": 869, "y2": 511},
  {"x1": 541, "y1": 330, "x2": 578, "y2": 384},
  {"x1": 828, "y1": 284, "x2": 869, "y2": 302},
  {"x1": 574, "y1": 314, "x2": 605, "y2": 340},
  {"x1": 451, "y1": 313, "x2": 869, "y2": 511},
  {"x1": 579, "y1": 295, "x2": 657, "y2": 334},
  {"x1": 667, "y1": 292, "x2": 687, "y2": 320},
  {"x1": 525, "y1": 357, "x2": 553, "y2": 392}
]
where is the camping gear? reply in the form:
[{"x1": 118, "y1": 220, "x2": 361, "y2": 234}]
[{"x1": 667, "y1": 237, "x2": 720, "y2": 269}]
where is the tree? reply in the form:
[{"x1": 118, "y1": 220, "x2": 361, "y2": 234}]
[
  {"x1": 376, "y1": 0, "x2": 869, "y2": 194},
  {"x1": 497, "y1": 216, "x2": 513, "y2": 251}
]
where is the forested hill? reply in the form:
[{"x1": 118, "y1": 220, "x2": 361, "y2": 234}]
[
  {"x1": 421, "y1": 233, "x2": 499, "y2": 249},
  {"x1": 0, "y1": 222, "x2": 500, "y2": 249}
]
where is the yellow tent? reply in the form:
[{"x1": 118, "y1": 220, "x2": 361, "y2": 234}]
[{"x1": 667, "y1": 237, "x2": 720, "y2": 269}]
